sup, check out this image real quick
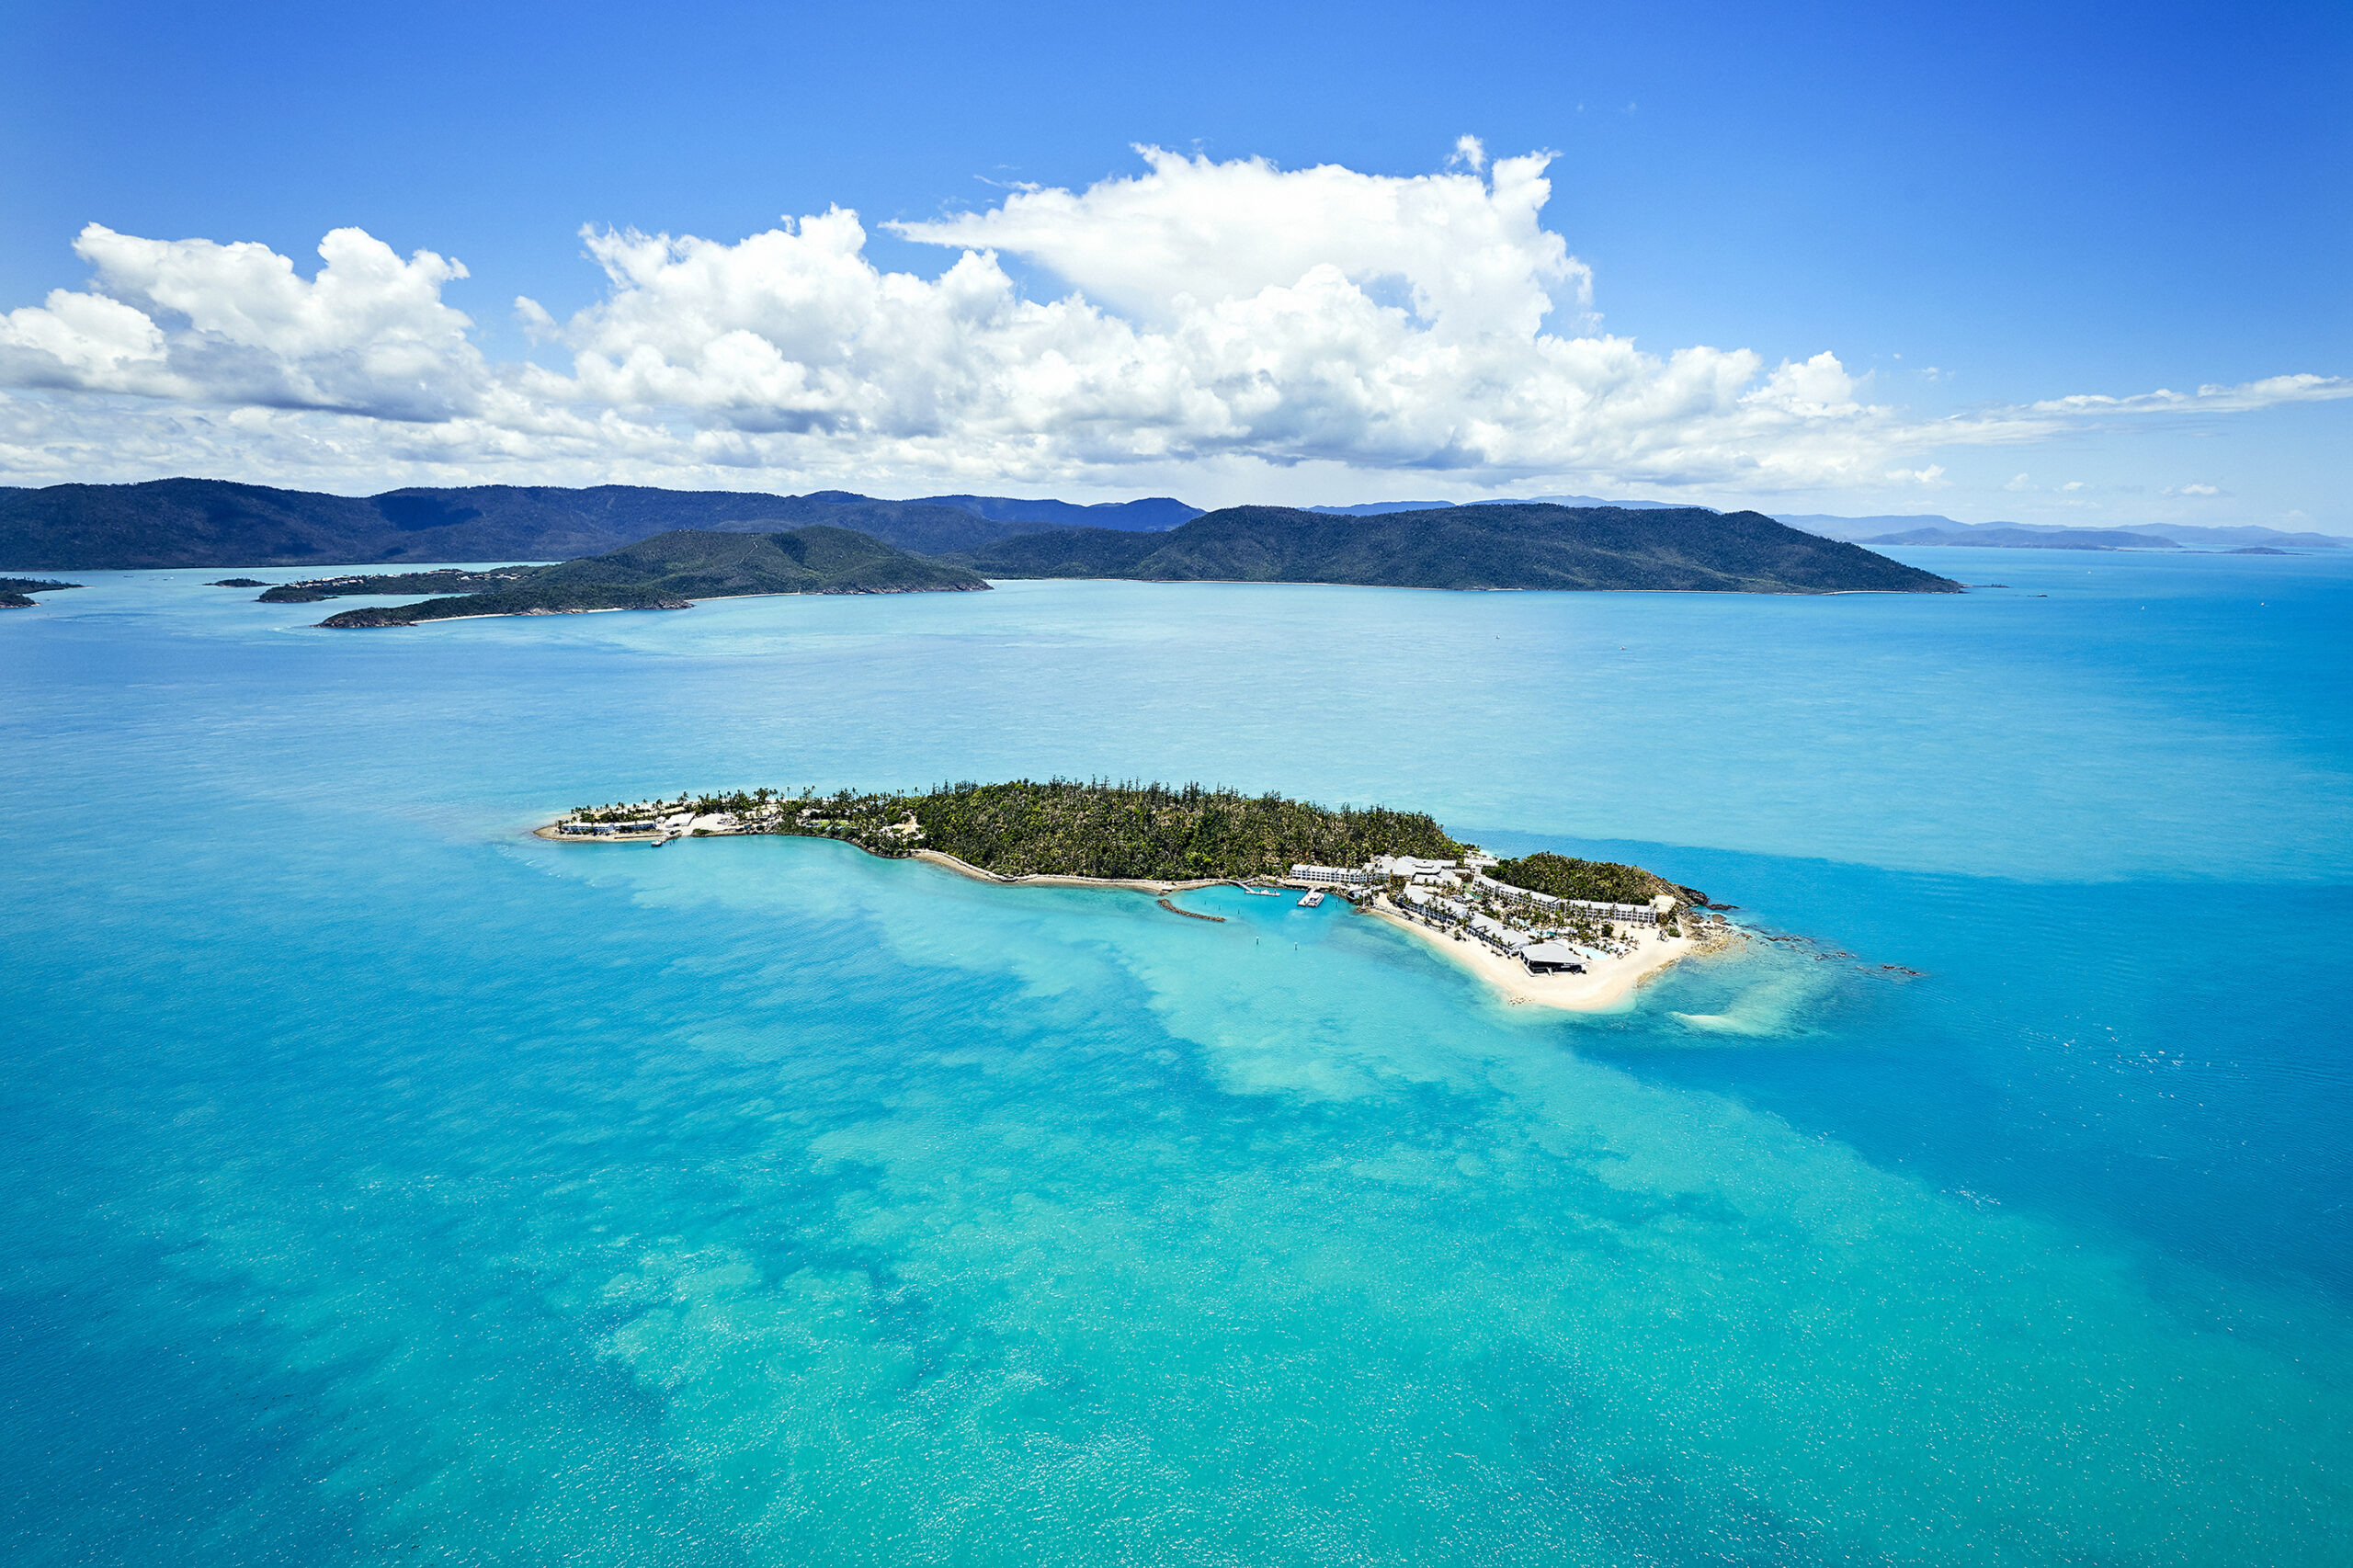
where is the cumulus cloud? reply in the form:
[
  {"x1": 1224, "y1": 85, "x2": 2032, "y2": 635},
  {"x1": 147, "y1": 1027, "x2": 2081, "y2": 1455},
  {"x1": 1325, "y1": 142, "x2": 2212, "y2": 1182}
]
[
  {"x1": 0, "y1": 224, "x2": 483, "y2": 421},
  {"x1": 0, "y1": 145, "x2": 2344, "y2": 496}
]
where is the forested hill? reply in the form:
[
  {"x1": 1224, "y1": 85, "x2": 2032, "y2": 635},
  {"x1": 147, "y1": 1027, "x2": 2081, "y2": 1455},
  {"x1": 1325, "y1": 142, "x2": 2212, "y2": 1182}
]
[
  {"x1": 315, "y1": 528, "x2": 986, "y2": 627},
  {"x1": 0, "y1": 480, "x2": 1157, "y2": 570},
  {"x1": 961, "y1": 505, "x2": 1963, "y2": 594}
]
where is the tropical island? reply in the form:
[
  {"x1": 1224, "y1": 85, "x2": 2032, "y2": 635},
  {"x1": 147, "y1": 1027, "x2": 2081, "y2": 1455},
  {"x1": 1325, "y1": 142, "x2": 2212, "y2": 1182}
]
[
  {"x1": 0, "y1": 576, "x2": 81, "y2": 608},
  {"x1": 535, "y1": 778, "x2": 1735, "y2": 1010},
  {"x1": 296, "y1": 528, "x2": 989, "y2": 626}
]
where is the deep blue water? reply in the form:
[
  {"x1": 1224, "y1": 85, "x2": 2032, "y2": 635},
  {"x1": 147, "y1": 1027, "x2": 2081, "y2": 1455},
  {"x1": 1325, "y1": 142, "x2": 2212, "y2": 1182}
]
[{"x1": 4, "y1": 547, "x2": 2347, "y2": 1564}]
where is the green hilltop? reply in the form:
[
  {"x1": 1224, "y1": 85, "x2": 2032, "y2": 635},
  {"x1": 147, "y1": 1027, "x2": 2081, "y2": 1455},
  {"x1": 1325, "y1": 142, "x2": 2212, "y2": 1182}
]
[{"x1": 959, "y1": 503, "x2": 1962, "y2": 594}]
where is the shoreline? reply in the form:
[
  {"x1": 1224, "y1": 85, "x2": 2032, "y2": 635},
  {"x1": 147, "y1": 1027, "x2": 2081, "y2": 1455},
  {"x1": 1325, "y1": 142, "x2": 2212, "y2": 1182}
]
[
  {"x1": 532, "y1": 820, "x2": 1722, "y2": 1010},
  {"x1": 1361, "y1": 897, "x2": 1692, "y2": 1013},
  {"x1": 534, "y1": 826, "x2": 1245, "y2": 906}
]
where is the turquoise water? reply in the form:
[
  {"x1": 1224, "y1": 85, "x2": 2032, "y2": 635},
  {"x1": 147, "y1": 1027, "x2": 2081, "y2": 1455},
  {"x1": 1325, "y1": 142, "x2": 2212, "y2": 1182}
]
[{"x1": 4, "y1": 548, "x2": 2348, "y2": 1564}]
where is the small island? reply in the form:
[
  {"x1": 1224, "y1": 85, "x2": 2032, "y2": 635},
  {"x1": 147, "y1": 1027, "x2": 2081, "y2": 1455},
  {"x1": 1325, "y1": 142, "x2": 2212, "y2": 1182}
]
[
  {"x1": 535, "y1": 779, "x2": 1735, "y2": 1011},
  {"x1": 279, "y1": 528, "x2": 989, "y2": 627}
]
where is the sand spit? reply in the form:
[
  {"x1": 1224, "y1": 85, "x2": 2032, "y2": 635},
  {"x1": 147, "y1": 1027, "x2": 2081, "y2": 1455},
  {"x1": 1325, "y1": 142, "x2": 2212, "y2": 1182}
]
[{"x1": 1363, "y1": 897, "x2": 1697, "y2": 1013}]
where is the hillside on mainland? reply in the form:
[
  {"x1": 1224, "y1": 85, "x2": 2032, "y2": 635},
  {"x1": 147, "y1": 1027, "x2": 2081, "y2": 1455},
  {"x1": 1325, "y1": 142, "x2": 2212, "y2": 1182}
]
[{"x1": 0, "y1": 479, "x2": 1186, "y2": 570}]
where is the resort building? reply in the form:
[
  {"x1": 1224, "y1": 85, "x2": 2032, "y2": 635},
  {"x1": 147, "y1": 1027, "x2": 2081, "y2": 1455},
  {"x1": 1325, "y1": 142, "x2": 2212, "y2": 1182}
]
[
  {"x1": 1290, "y1": 863, "x2": 1381, "y2": 887},
  {"x1": 1369, "y1": 855, "x2": 1465, "y2": 885},
  {"x1": 1518, "y1": 940, "x2": 1586, "y2": 974}
]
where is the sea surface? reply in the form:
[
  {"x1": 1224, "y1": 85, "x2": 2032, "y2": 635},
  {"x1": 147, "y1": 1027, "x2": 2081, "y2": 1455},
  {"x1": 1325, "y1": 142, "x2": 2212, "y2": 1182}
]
[{"x1": 4, "y1": 547, "x2": 2348, "y2": 1565}]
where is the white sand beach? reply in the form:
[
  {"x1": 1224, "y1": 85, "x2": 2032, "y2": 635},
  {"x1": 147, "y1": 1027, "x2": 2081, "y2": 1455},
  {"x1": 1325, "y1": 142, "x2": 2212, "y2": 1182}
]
[{"x1": 1362, "y1": 896, "x2": 1696, "y2": 1012}]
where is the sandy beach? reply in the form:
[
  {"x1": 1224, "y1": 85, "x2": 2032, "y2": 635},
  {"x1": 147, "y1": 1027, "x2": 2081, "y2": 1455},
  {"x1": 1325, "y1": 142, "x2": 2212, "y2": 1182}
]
[{"x1": 1362, "y1": 897, "x2": 1696, "y2": 1012}]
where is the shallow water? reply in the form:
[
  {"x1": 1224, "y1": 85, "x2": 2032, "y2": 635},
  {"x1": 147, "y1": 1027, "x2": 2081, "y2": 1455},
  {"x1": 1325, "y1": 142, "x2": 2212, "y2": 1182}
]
[{"x1": 4, "y1": 548, "x2": 2348, "y2": 1564}]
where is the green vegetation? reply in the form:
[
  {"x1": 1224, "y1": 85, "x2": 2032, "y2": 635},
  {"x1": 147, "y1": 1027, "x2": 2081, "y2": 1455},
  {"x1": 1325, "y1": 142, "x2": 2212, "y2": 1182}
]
[
  {"x1": 959, "y1": 503, "x2": 1963, "y2": 594},
  {"x1": 1487, "y1": 851, "x2": 1678, "y2": 907},
  {"x1": 314, "y1": 528, "x2": 989, "y2": 626},
  {"x1": 906, "y1": 779, "x2": 1461, "y2": 880},
  {"x1": 563, "y1": 779, "x2": 1466, "y2": 881}
]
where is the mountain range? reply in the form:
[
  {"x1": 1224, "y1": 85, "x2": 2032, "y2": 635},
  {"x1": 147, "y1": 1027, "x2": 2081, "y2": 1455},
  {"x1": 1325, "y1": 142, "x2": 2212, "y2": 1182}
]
[
  {"x1": 0, "y1": 480, "x2": 1188, "y2": 571},
  {"x1": 6, "y1": 480, "x2": 2336, "y2": 572}
]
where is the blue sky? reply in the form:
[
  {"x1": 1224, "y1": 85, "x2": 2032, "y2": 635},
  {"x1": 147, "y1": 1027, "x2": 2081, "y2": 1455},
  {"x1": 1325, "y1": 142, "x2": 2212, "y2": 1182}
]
[{"x1": 1, "y1": 0, "x2": 2344, "y2": 528}]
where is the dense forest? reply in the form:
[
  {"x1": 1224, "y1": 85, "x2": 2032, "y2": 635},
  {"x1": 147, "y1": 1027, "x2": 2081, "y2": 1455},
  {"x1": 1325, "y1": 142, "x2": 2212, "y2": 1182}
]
[
  {"x1": 570, "y1": 779, "x2": 1467, "y2": 881},
  {"x1": 1486, "y1": 851, "x2": 1679, "y2": 907},
  {"x1": 907, "y1": 779, "x2": 1462, "y2": 879}
]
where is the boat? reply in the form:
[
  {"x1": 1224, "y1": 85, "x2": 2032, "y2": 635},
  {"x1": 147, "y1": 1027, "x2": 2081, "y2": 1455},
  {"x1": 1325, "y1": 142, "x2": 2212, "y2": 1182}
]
[
  {"x1": 1245, "y1": 886, "x2": 1282, "y2": 897},
  {"x1": 1297, "y1": 890, "x2": 1324, "y2": 907}
]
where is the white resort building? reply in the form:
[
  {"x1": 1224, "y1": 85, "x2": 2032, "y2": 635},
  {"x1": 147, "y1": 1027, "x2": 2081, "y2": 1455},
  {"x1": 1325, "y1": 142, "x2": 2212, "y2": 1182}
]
[{"x1": 1289, "y1": 863, "x2": 1381, "y2": 887}]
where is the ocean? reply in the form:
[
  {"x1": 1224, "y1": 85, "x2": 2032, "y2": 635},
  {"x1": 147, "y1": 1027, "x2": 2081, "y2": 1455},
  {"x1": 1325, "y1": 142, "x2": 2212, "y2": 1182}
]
[{"x1": 4, "y1": 547, "x2": 2347, "y2": 1564}]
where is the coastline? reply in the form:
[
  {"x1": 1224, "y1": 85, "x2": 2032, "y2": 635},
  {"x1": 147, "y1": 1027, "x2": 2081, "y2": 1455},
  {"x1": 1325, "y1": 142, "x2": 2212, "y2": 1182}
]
[
  {"x1": 1362, "y1": 896, "x2": 1693, "y2": 1013},
  {"x1": 533, "y1": 827, "x2": 1242, "y2": 903},
  {"x1": 532, "y1": 817, "x2": 1724, "y2": 1010}
]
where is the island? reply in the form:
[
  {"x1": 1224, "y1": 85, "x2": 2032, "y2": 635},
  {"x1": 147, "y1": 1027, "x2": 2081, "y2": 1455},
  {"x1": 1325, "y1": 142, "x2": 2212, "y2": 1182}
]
[
  {"x1": 955, "y1": 504, "x2": 1963, "y2": 594},
  {"x1": 0, "y1": 576, "x2": 82, "y2": 608},
  {"x1": 292, "y1": 528, "x2": 990, "y2": 627},
  {"x1": 533, "y1": 779, "x2": 1738, "y2": 1011}
]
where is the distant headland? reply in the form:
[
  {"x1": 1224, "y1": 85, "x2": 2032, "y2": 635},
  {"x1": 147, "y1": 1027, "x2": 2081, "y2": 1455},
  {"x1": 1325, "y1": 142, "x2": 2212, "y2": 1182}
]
[{"x1": 534, "y1": 779, "x2": 1740, "y2": 1011}]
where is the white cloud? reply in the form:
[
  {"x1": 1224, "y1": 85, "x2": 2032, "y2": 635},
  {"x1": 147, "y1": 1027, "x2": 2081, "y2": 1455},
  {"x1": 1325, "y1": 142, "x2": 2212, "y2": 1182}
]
[
  {"x1": 2168, "y1": 482, "x2": 2222, "y2": 496},
  {"x1": 2004, "y1": 472, "x2": 2035, "y2": 491},
  {"x1": 0, "y1": 224, "x2": 483, "y2": 422},
  {"x1": 887, "y1": 144, "x2": 1588, "y2": 337},
  {"x1": 0, "y1": 146, "x2": 2344, "y2": 499}
]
